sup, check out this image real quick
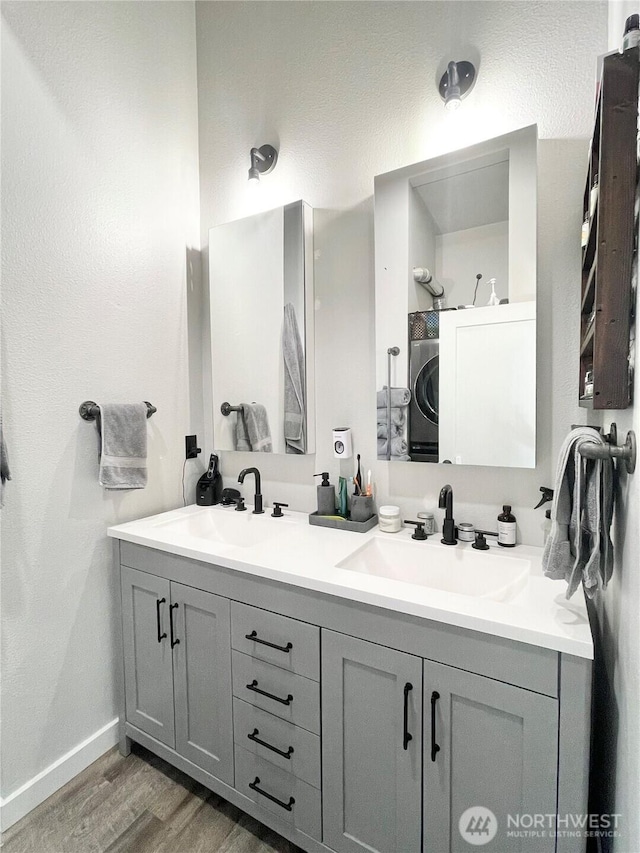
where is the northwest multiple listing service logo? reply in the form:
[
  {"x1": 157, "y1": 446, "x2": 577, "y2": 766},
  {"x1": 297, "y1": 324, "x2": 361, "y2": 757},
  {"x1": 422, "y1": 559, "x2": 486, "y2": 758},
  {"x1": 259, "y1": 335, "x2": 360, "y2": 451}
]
[{"x1": 458, "y1": 808, "x2": 622, "y2": 846}]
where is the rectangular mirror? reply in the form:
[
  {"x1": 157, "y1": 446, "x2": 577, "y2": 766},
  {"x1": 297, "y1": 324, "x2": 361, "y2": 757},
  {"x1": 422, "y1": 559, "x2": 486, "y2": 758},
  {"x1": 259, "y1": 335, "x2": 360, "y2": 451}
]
[
  {"x1": 209, "y1": 200, "x2": 315, "y2": 454},
  {"x1": 374, "y1": 125, "x2": 537, "y2": 468}
]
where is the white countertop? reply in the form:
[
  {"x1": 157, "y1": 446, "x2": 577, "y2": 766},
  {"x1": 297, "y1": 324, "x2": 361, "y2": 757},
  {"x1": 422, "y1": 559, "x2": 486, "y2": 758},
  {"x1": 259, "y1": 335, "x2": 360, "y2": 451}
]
[{"x1": 108, "y1": 504, "x2": 594, "y2": 660}]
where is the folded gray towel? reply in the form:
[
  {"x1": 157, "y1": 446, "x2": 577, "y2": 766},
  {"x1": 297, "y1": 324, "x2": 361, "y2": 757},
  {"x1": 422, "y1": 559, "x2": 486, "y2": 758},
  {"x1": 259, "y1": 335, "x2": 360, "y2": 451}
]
[
  {"x1": 98, "y1": 403, "x2": 148, "y2": 490},
  {"x1": 376, "y1": 406, "x2": 406, "y2": 427},
  {"x1": 377, "y1": 436, "x2": 408, "y2": 458},
  {"x1": 1, "y1": 413, "x2": 11, "y2": 507},
  {"x1": 543, "y1": 427, "x2": 614, "y2": 599},
  {"x1": 377, "y1": 421, "x2": 404, "y2": 440},
  {"x1": 235, "y1": 403, "x2": 272, "y2": 453},
  {"x1": 282, "y1": 304, "x2": 306, "y2": 454},
  {"x1": 376, "y1": 387, "x2": 411, "y2": 408}
]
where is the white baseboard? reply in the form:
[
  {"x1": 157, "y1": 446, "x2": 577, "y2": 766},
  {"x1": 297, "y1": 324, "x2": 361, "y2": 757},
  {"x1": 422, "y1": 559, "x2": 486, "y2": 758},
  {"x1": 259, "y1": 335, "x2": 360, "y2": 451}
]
[{"x1": 0, "y1": 718, "x2": 119, "y2": 834}]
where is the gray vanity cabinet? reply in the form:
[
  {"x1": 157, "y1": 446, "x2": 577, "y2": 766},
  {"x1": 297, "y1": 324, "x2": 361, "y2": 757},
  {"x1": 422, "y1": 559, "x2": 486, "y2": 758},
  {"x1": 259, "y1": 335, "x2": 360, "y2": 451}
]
[
  {"x1": 422, "y1": 659, "x2": 558, "y2": 853},
  {"x1": 321, "y1": 630, "x2": 423, "y2": 853},
  {"x1": 120, "y1": 567, "x2": 233, "y2": 784},
  {"x1": 121, "y1": 566, "x2": 175, "y2": 747}
]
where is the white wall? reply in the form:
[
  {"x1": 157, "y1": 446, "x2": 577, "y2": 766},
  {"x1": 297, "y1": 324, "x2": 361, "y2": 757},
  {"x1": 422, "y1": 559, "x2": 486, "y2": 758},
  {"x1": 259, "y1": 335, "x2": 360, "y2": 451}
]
[
  {"x1": 196, "y1": 0, "x2": 607, "y2": 544},
  {"x1": 436, "y1": 221, "x2": 509, "y2": 307},
  {"x1": 1, "y1": 0, "x2": 201, "y2": 816}
]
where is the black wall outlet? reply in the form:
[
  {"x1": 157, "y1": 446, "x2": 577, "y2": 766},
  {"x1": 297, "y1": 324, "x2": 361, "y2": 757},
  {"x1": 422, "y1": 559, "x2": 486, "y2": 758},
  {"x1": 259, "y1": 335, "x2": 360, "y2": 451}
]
[{"x1": 185, "y1": 435, "x2": 201, "y2": 460}]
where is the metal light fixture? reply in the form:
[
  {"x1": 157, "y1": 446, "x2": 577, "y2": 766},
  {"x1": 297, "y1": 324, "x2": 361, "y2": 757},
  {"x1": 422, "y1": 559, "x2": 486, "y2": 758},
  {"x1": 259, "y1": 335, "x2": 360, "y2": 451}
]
[
  {"x1": 248, "y1": 144, "x2": 278, "y2": 183},
  {"x1": 439, "y1": 60, "x2": 476, "y2": 111}
]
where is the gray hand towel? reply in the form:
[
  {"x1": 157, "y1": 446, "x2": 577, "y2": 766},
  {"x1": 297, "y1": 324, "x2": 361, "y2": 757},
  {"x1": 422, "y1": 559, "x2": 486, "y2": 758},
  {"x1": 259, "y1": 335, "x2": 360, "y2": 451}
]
[
  {"x1": 376, "y1": 406, "x2": 406, "y2": 428},
  {"x1": 235, "y1": 404, "x2": 272, "y2": 453},
  {"x1": 543, "y1": 427, "x2": 614, "y2": 599},
  {"x1": 1, "y1": 413, "x2": 11, "y2": 507},
  {"x1": 282, "y1": 303, "x2": 306, "y2": 454},
  {"x1": 376, "y1": 387, "x2": 411, "y2": 408},
  {"x1": 377, "y1": 421, "x2": 404, "y2": 440},
  {"x1": 377, "y1": 436, "x2": 408, "y2": 458},
  {"x1": 98, "y1": 403, "x2": 148, "y2": 490}
]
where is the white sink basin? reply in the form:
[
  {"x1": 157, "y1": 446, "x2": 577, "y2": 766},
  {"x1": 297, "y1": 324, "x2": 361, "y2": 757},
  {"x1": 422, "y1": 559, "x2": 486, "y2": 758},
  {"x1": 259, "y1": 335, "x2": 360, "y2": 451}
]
[
  {"x1": 337, "y1": 536, "x2": 530, "y2": 602},
  {"x1": 150, "y1": 507, "x2": 289, "y2": 549}
]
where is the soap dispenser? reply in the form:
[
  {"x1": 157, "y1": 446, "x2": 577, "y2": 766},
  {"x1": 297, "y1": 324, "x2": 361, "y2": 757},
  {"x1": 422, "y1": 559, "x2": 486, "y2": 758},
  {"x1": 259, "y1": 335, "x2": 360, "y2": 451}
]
[{"x1": 314, "y1": 472, "x2": 336, "y2": 516}]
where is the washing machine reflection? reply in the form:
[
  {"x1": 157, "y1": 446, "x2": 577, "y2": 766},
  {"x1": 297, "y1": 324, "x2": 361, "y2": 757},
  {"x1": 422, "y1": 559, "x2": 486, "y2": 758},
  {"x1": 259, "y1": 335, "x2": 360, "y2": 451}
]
[{"x1": 408, "y1": 311, "x2": 439, "y2": 462}]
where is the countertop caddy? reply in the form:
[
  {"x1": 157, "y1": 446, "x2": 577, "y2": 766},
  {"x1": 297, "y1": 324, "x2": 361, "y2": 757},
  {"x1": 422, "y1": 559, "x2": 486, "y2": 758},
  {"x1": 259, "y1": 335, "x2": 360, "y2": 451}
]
[{"x1": 110, "y1": 504, "x2": 593, "y2": 853}]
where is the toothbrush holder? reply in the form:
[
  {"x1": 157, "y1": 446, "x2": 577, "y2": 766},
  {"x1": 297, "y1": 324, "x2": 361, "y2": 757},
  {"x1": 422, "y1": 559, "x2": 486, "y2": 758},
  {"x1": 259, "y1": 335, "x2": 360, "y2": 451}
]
[{"x1": 350, "y1": 495, "x2": 374, "y2": 523}]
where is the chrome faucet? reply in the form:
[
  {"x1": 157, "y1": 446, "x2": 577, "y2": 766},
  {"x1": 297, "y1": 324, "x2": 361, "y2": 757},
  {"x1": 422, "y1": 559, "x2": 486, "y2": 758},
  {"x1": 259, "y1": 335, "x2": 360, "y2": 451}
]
[
  {"x1": 238, "y1": 467, "x2": 264, "y2": 515},
  {"x1": 438, "y1": 484, "x2": 457, "y2": 545}
]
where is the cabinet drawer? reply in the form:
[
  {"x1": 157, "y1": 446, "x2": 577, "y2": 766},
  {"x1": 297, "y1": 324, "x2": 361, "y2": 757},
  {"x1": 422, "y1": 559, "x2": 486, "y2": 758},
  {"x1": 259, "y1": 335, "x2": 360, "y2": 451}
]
[
  {"x1": 231, "y1": 602, "x2": 319, "y2": 680},
  {"x1": 232, "y1": 651, "x2": 320, "y2": 734},
  {"x1": 233, "y1": 698, "x2": 320, "y2": 788},
  {"x1": 235, "y1": 745, "x2": 321, "y2": 841}
]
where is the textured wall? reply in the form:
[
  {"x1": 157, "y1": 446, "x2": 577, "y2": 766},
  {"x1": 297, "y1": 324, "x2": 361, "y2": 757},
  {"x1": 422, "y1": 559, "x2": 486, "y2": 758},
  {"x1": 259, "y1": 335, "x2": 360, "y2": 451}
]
[
  {"x1": 1, "y1": 1, "x2": 201, "y2": 796},
  {"x1": 196, "y1": 0, "x2": 607, "y2": 542}
]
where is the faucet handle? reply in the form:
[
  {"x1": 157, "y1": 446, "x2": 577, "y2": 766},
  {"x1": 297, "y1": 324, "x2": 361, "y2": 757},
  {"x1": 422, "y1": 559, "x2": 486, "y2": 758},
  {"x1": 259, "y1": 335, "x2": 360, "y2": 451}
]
[
  {"x1": 472, "y1": 531, "x2": 490, "y2": 550},
  {"x1": 235, "y1": 497, "x2": 247, "y2": 512},
  {"x1": 272, "y1": 502, "x2": 289, "y2": 518},
  {"x1": 405, "y1": 520, "x2": 428, "y2": 541}
]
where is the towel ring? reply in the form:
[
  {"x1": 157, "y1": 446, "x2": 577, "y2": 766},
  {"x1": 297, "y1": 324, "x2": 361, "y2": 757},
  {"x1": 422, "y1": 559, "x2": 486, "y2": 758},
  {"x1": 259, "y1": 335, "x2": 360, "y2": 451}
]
[
  {"x1": 577, "y1": 423, "x2": 636, "y2": 475},
  {"x1": 79, "y1": 401, "x2": 157, "y2": 422}
]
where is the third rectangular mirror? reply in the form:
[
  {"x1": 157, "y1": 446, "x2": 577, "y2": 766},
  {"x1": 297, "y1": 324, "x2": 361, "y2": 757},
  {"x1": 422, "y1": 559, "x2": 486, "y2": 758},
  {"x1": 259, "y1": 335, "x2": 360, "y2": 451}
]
[{"x1": 375, "y1": 125, "x2": 537, "y2": 468}]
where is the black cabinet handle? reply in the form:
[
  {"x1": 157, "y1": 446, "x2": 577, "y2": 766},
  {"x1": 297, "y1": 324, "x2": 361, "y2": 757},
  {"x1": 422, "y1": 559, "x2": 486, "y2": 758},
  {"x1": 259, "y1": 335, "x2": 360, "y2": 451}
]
[
  {"x1": 246, "y1": 679, "x2": 293, "y2": 706},
  {"x1": 169, "y1": 603, "x2": 180, "y2": 648},
  {"x1": 245, "y1": 630, "x2": 293, "y2": 654},
  {"x1": 156, "y1": 598, "x2": 167, "y2": 643},
  {"x1": 248, "y1": 728, "x2": 294, "y2": 760},
  {"x1": 403, "y1": 682, "x2": 413, "y2": 750},
  {"x1": 431, "y1": 691, "x2": 441, "y2": 762},
  {"x1": 249, "y1": 777, "x2": 295, "y2": 812}
]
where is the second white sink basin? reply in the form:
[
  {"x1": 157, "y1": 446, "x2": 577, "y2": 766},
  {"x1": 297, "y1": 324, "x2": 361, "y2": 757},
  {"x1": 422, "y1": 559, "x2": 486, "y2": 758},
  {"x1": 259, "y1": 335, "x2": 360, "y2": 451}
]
[{"x1": 337, "y1": 536, "x2": 530, "y2": 602}]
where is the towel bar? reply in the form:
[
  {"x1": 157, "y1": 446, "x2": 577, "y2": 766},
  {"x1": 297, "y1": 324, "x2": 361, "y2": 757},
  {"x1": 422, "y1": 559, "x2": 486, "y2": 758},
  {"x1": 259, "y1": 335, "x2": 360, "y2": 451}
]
[
  {"x1": 79, "y1": 401, "x2": 157, "y2": 421},
  {"x1": 221, "y1": 402, "x2": 243, "y2": 416},
  {"x1": 578, "y1": 423, "x2": 636, "y2": 474}
]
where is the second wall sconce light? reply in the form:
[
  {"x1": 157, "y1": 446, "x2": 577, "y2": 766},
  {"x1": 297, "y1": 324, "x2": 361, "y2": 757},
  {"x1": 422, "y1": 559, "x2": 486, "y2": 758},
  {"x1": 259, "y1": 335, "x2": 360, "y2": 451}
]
[
  {"x1": 248, "y1": 144, "x2": 278, "y2": 182},
  {"x1": 439, "y1": 61, "x2": 476, "y2": 111}
]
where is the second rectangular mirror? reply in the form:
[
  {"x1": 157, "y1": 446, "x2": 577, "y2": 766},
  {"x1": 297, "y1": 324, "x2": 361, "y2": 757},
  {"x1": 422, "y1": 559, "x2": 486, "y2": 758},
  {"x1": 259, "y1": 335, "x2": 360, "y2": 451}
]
[
  {"x1": 375, "y1": 125, "x2": 537, "y2": 468},
  {"x1": 209, "y1": 200, "x2": 315, "y2": 455}
]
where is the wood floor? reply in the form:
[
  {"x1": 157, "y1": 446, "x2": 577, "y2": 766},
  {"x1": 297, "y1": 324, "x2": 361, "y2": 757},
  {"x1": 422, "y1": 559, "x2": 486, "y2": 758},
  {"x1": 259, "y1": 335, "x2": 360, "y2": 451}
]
[{"x1": 1, "y1": 744, "x2": 303, "y2": 853}]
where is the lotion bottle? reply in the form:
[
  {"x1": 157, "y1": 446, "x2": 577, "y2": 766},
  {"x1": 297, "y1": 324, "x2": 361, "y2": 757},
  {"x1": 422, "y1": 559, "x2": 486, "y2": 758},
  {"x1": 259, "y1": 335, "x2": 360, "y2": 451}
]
[
  {"x1": 497, "y1": 505, "x2": 517, "y2": 547},
  {"x1": 314, "y1": 472, "x2": 336, "y2": 516}
]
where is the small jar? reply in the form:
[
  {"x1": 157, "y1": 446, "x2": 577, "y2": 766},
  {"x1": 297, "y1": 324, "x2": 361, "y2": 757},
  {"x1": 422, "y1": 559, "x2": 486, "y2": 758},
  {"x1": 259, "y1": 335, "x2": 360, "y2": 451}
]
[
  {"x1": 378, "y1": 505, "x2": 402, "y2": 533},
  {"x1": 457, "y1": 522, "x2": 475, "y2": 542},
  {"x1": 417, "y1": 511, "x2": 436, "y2": 536}
]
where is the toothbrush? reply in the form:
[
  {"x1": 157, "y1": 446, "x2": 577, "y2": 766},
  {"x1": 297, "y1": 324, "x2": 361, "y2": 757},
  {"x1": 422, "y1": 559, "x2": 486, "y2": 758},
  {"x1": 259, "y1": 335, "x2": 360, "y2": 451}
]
[
  {"x1": 366, "y1": 470, "x2": 372, "y2": 497},
  {"x1": 355, "y1": 454, "x2": 362, "y2": 495}
]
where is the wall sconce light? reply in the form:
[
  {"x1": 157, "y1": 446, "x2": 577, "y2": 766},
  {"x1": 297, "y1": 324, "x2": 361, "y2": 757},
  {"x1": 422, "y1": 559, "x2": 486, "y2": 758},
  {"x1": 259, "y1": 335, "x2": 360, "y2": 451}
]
[
  {"x1": 248, "y1": 144, "x2": 278, "y2": 182},
  {"x1": 438, "y1": 61, "x2": 476, "y2": 111}
]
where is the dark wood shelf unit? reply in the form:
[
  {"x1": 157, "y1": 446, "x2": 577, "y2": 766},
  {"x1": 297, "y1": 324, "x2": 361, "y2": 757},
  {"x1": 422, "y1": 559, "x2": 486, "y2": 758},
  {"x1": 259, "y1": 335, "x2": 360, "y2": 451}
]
[{"x1": 579, "y1": 48, "x2": 639, "y2": 410}]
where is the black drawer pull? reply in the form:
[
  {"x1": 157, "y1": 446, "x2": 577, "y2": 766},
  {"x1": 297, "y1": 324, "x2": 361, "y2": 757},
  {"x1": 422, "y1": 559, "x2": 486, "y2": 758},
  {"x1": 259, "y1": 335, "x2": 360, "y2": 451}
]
[
  {"x1": 245, "y1": 630, "x2": 293, "y2": 654},
  {"x1": 403, "y1": 682, "x2": 413, "y2": 750},
  {"x1": 249, "y1": 777, "x2": 295, "y2": 812},
  {"x1": 246, "y1": 680, "x2": 293, "y2": 706},
  {"x1": 248, "y1": 728, "x2": 294, "y2": 759},
  {"x1": 156, "y1": 598, "x2": 167, "y2": 643},
  {"x1": 431, "y1": 691, "x2": 441, "y2": 762},
  {"x1": 169, "y1": 602, "x2": 180, "y2": 648}
]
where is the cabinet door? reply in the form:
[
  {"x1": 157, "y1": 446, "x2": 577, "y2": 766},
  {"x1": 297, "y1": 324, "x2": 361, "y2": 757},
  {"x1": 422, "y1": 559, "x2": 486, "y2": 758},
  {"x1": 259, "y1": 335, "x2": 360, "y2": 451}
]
[
  {"x1": 423, "y1": 660, "x2": 558, "y2": 853},
  {"x1": 171, "y1": 582, "x2": 234, "y2": 784},
  {"x1": 121, "y1": 566, "x2": 175, "y2": 747},
  {"x1": 322, "y1": 630, "x2": 422, "y2": 853}
]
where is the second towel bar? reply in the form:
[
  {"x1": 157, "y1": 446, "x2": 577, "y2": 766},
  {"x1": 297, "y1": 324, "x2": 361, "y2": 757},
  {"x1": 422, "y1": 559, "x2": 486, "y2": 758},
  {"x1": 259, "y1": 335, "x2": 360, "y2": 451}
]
[
  {"x1": 221, "y1": 402, "x2": 243, "y2": 416},
  {"x1": 577, "y1": 423, "x2": 636, "y2": 474}
]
